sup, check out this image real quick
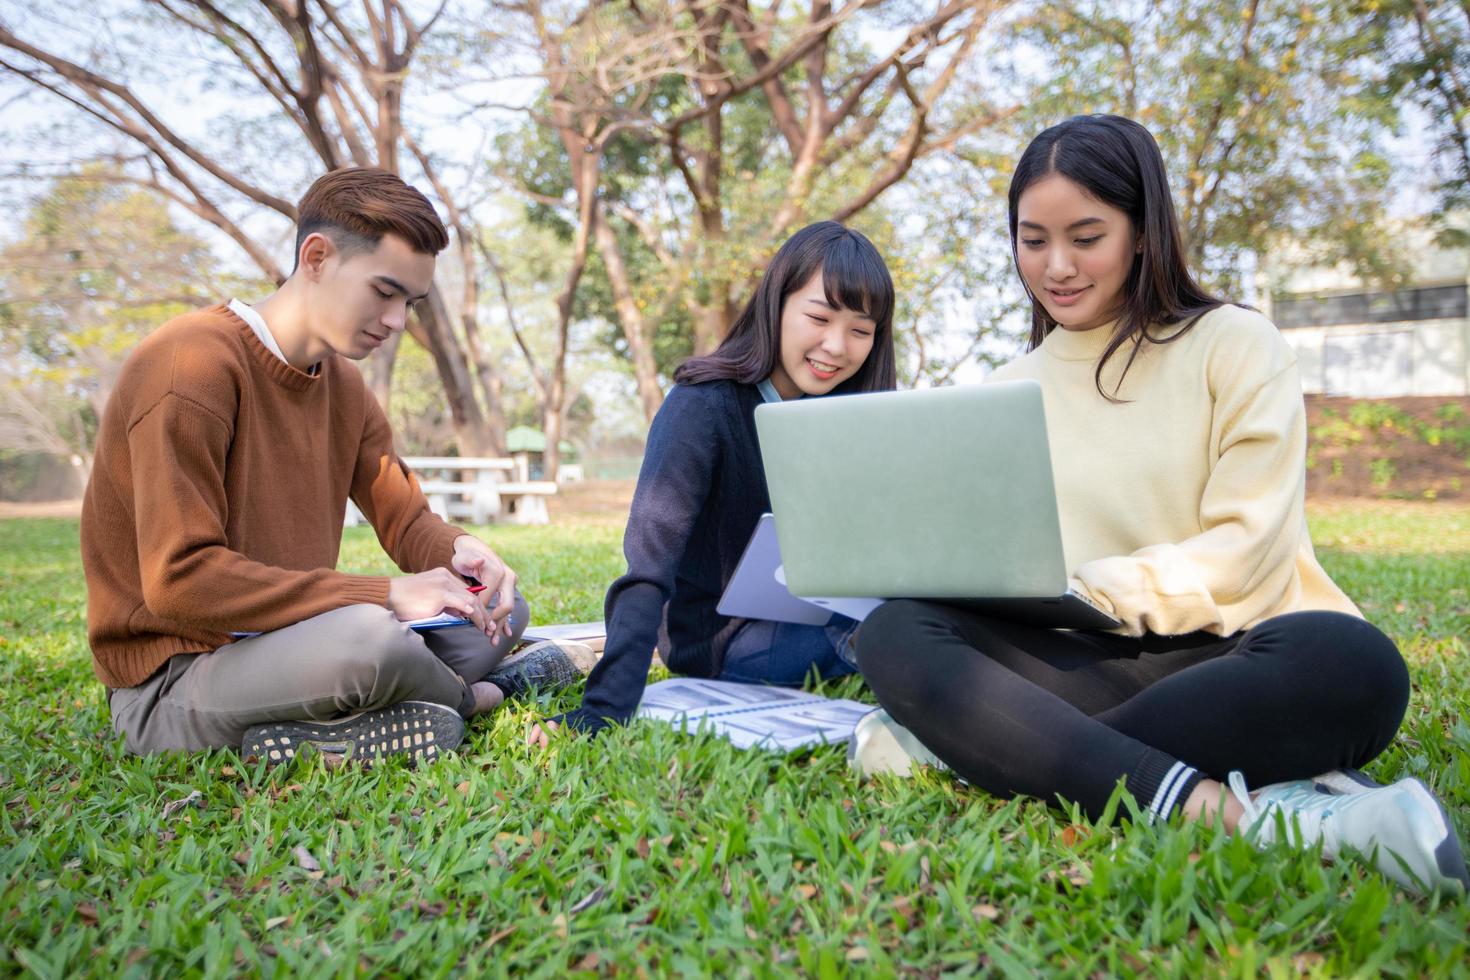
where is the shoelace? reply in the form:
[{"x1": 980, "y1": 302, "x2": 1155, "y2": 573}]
[
  {"x1": 1226, "y1": 771, "x2": 1259, "y2": 824},
  {"x1": 1227, "y1": 770, "x2": 1338, "y2": 850}
]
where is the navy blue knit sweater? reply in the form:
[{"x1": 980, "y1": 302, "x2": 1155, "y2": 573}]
[{"x1": 559, "y1": 380, "x2": 771, "y2": 732}]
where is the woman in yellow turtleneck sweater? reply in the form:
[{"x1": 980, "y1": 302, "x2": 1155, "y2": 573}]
[{"x1": 851, "y1": 115, "x2": 1466, "y2": 897}]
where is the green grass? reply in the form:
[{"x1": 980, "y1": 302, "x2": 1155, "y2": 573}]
[{"x1": 2, "y1": 507, "x2": 1468, "y2": 977}]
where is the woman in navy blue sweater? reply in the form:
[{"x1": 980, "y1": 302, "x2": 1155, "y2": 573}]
[{"x1": 538, "y1": 221, "x2": 897, "y2": 738}]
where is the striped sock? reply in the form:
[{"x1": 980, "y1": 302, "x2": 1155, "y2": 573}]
[{"x1": 1130, "y1": 754, "x2": 1205, "y2": 822}]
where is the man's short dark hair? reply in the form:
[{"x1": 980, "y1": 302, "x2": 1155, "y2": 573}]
[{"x1": 293, "y1": 168, "x2": 449, "y2": 268}]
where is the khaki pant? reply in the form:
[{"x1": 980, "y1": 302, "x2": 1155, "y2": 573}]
[{"x1": 109, "y1": 595, "x2": 530, "y2": 755}]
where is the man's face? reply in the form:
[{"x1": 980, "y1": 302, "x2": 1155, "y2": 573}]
[{"x1": 305, "y1": 232, "x2": 436, "y2": 360}]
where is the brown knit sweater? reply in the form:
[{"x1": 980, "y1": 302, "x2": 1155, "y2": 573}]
[{"x1": 82, "y1": 304, "x2": 464, "y2": 688}]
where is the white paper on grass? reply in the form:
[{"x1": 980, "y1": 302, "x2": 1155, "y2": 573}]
[{"x1": 635, "y1": 677, "x2": 872, "y2": 752}]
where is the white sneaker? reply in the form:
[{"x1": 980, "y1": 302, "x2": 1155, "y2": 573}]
[
  {"x1": 1228, "y1": 771, "x2": 1469, "y2": 896},
  {"x1": 1311, "y1": 767, "x2": 1382, "y2": 795},
  {"x1": 847, "y1": 708, "x2": 947, "y2": 778}
]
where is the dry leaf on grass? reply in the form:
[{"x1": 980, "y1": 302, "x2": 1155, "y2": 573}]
[
  {"x1": 161, "y1": 790, "x2": 203, "y2": 819},
  {"x1": 265, "y1": 916, "x2": 291, "y2": 930},
  {"x1": 293, "y1": 845, "x2": 321, "y2": 873},
  {"x1": 568, "y1": 884, "x2": 607, "y2": 915},
  {"x1": 972, "y1": 903, "x2": 1000, "y2": 922},
  {"x1": 480, "y1": 925, "x2": 516, "y2": 950}
]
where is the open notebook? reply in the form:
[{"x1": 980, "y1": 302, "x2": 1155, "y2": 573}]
[{"x1": 635, "y1": 677, "x2": 871, "y2": 752}]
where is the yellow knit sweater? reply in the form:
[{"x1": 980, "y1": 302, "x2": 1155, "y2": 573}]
[{"x1": 987, "y1": 304, "x2": 1358, "y2": 637}]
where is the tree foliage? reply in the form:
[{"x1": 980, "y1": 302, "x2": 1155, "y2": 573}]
[{"x1": 0, "y1": 172, "x2": 224, "y2": 475}]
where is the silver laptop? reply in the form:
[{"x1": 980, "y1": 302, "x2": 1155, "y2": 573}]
[
  {"x1": 752, "y1": 380, "x2": 1120, "y2": 631},
  {"x1": 718, "y1": 514, "x2": 882, "y2": 625}
]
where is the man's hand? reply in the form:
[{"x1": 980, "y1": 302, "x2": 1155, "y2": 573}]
[
  {"x1": 451, "y1": 534, "x2": 518, "y2": 640},
  {"x1": 527, "y1": 719, "x2": 559, "y2": 749},
  {"x1": 386, "y1": 567, "x2": 489, "y2": 633}
]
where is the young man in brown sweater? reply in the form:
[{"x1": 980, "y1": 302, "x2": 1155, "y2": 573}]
[{"x1": 82, "y1": 167, "x2": 590, "y2": 764}]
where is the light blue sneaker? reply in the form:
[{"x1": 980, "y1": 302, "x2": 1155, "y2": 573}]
[
  {"x1": 847, "y1": 708, "x2": 947, "y2": 778},
  {"x1": 1228, "y1": 770, "x2": 1469, "y2": 896}
]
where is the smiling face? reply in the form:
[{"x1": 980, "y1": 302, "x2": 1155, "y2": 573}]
[
  {"x1": 302, "y1": 231, "x2": 436, "y2": 360},
  {"x1": 766, "y1": 269, "x2": 877, "y2": 398},
  {"x1": 1015, "y1": 173, "x2": 1139, "y2": 332}
]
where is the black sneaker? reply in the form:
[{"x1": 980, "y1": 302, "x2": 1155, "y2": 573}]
[
  {"x1": 240, "y1": 701, "x2": 464, "y2": 767},
  {"x1": 484, "y1": 640, "x2": 597, "y2": 699}
]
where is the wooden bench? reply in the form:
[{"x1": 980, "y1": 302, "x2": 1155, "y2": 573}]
[
  {"x1": 494, "y1": 481, "x2": 558, "y2": 525},
  {"x1": 345, "y1": 456, "x2": 557, "y2": 526}
]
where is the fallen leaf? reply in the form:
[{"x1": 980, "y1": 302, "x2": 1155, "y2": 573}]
[
  {"x1": 1291, "y1": 953, "x2": 1325, "y2": 975},
  {"x1": 76, "y1": 902, "x2": 99, "y2": 925},
  {"x1": 1059, "y1": 825, "x2": 1083, "y2": 848},
  {"x1": 265, "y1": 916, "x2": 291, "y2": 930},
  {"x1": 219, "y1": 766, "x2": 236, "y2": 778},
  {"x1": 573, "y1": 952, "x2": 601, "y2": 970},
  {"x1": 161, "y1": 790, "x2": 203, "y2": 819},
  {"x1": 480, "y1": 925, "x2": 516, "y2": 949},
  {"x1": 636, "y1": 837, "x2": 650, "y2": 860},
  {"x1": 552, "y1": 913, "x2": 569, "y2": 938},
  {"x1": 721, "y1": 867, "x2": 732, "y2": 898},
  {"x1": 233, "y1": 851, "x2": 251, "y2": 866},
  {"x1": 532, "y1": 829, "x2": 546, "y2": 847},
  {"x1": 456, "y1": 781, "x2": 471, "y2": 796},
  {"x1": 919, "y1": 855, "x2": 932, "y2": 889},
  {"x1": 293, "y1": 845, "x2": 321, "y2": 873},
  {"x1": 972, "y1": 903, "x2": 1000, "y2": 922},
  {"x1": 569, "y1": 885, "x2": 606, "y2": 915},
  {"x1": 795, "y1": 884, "x2": 818, "y2": 900},
  {"x1": 845, "y1": 947, "x2": 871, "y2": 962}
]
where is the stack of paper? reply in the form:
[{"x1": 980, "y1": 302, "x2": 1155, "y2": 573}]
[{"x1": 636, "y1": 677, "x2": 872, "y2": 752}]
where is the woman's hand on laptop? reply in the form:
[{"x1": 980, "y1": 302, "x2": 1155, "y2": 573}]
[{"x1": 386, "y1": 567, "x2": 491, "y2": 634}]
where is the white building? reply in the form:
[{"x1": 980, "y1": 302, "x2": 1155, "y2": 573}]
[{"x1": 1265, "y1": 233, "x2": 1470, "y2": 397}]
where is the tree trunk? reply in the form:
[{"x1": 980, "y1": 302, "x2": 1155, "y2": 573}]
[
  {"x1": 361, "y1": 330, "x2": 403, "y2": 410},
  {"x1": 692, "y1": 296, "x2": 738, "y2": 353},
  {"x1": 592, "y1": 209, "x2": 664, "y2": 422},
  {"x1": 410, "y1": 287, "x2": 496, "y2": 456},
  {"x1": 541, "y1": 372, "x2": 565, "y2": 483}
]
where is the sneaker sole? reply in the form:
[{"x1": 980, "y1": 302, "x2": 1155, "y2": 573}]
[{"x1": 240, "y1": 701, "x2": 464, "y2": 767}]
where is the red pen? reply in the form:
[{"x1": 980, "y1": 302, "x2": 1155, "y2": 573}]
[{"x1": 466, "y1": 584, "x2": 515, "y2": 629}]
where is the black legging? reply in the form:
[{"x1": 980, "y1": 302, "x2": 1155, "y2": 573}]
[{"x1": 855, "y1": 605, "x2": 1409, "y2": 819}]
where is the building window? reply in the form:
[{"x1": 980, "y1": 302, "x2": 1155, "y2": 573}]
[{"x1": 1273, "y1": 283, "x2": 1467, "y2": 329}]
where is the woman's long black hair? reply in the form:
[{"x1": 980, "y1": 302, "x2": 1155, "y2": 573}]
[
  {"x1": 673, "y1": 221, "x2": 897, "y2": 393},
  {"x1": 1007, "y1": 114, "x2": 1224, "y2": 399}
]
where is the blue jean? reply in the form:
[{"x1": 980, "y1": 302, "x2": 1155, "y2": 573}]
[{"x1": 716, "y1": 614, "x2": 861, "y2": 686}]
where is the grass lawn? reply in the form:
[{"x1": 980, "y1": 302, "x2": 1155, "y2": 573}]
[{"x1": 2, "y1": 502, "x2": 1468, "y2": 976}]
